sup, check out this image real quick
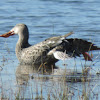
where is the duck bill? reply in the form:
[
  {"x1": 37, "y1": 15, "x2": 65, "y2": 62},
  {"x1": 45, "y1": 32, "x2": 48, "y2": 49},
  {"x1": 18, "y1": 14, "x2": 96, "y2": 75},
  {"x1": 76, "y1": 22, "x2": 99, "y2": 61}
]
[{"x1": 0, "y1": 31, "x2": 15, "y2": 38}]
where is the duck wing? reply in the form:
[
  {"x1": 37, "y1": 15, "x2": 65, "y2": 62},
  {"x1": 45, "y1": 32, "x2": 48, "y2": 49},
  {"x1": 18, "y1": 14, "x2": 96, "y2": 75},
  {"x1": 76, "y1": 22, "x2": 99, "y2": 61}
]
[
  {"x1": 20, "y1": 32, "x2": 73, "y2": 64},
  {"x1": 48, "y1": 38, "x2": 100, "y2": 61}
]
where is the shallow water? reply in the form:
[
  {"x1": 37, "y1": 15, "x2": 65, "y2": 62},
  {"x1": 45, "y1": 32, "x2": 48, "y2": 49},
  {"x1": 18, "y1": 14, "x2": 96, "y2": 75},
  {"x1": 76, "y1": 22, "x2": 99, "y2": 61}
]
[{"x1": 0, "y1": 0, "x2": 100, "y2": 99}]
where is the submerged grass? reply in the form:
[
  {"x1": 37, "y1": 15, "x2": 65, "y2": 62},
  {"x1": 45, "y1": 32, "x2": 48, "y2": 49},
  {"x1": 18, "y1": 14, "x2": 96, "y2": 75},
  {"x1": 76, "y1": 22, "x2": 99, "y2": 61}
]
[{"x1": 0, "y1": 59, "x2": 100, "y2": 100}]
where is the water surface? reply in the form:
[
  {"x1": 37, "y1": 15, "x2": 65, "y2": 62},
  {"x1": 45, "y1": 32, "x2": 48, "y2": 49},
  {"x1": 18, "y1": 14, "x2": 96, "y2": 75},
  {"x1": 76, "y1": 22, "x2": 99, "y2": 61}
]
[{"x1": 0, "y1": 0, "x2": 100, "y2": 99}]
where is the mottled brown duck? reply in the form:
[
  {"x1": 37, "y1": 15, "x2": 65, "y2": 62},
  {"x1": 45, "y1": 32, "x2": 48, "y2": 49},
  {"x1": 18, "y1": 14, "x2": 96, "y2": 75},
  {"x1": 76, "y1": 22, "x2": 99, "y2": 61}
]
[{"x1": 0, "y1": 24, "x2": 100, "y2": 65}]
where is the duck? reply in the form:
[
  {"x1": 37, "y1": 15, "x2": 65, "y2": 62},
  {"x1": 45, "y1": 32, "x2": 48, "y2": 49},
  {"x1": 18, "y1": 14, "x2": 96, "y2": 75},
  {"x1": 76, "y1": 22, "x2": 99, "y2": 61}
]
[{"x1": 0, "y1": 24, "x2": 100, "y2": 65}]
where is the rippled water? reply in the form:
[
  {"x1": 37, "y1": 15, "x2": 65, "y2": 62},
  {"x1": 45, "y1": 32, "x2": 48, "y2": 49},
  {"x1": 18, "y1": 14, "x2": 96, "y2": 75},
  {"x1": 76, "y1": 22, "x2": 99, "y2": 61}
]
[{"x1": 0, "y1": 0, "x2": 100, "y2": 99}]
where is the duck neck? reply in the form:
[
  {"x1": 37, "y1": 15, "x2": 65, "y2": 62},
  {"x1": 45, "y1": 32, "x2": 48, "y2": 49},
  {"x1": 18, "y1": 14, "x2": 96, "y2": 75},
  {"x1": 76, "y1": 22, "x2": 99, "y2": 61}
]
[{"x1": 16, "y1": 31, "x2": 30, "y2": 52}]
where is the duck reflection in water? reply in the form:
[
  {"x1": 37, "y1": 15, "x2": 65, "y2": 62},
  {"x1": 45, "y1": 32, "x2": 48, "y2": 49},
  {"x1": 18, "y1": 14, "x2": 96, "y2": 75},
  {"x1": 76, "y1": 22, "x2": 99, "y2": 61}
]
[{"x1": 16, "y1": 64, "x2": 91, "y2": 85}]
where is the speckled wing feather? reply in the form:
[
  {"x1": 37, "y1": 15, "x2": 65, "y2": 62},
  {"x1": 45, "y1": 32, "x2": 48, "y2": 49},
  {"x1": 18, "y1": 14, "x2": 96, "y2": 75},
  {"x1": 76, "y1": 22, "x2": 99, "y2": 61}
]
[{"x1": 19, "y1": 32, "x2": 73, "y2": 64}]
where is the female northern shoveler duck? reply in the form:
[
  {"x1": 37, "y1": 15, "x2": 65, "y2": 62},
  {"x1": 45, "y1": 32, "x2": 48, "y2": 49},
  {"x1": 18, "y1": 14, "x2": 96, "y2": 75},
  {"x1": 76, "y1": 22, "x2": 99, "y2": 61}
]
[{"x1": 0, "y1": 24, "x2": 100, "y2": 65}]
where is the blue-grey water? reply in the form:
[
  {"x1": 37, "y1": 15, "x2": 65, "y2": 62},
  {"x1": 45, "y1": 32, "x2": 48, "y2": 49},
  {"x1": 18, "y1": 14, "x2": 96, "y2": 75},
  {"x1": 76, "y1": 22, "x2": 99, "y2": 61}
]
[{"x1": 0, "y1": 0, "x2": 100, "y2": 99}]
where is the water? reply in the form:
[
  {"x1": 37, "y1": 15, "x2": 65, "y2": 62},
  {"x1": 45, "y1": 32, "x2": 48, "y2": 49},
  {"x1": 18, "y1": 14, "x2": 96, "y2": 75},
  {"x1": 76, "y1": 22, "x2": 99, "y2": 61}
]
[{"x1": 0, "y1": 0, "x2": 100, "y2": 99}]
